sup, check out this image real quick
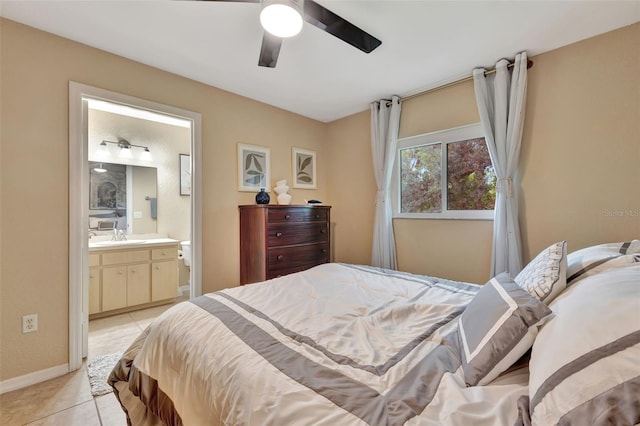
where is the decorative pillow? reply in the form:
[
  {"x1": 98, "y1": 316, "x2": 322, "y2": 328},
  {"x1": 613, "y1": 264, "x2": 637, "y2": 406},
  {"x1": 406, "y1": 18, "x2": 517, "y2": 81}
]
[
  {"x1": 566, "y1": 240, "x2": 639, "y2": 285},
  {"x1": 527, "y1": 264, "x2": 640, "y2": 426},
  {"x1": 515, "y1": 241, "x2": 567, "y2": 303},
  {"x1": 458, "y1": 273, "x2": 553, "y2": 386}
]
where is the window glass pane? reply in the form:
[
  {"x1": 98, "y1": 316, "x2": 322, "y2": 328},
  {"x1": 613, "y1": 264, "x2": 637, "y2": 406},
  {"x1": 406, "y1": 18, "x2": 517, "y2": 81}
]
[
  {"x1": 447, "y1": 138, "x2": 496, "y2": 210},
  {"x1": 400, "y1": 143, "x2": 441, "y2": 213}
]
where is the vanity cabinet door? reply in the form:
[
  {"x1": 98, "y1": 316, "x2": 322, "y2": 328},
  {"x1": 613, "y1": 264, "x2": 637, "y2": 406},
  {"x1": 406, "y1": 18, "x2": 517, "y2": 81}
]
[
  {"x1": 152, "y1": 260, "x2": 178, "y2": 301},
  {"x1": 88, "y1": 268, "x2": 101, "y2": 314},
  {"x1": 102, "y1": 266, "x2": 127, "y2": 311},
  {"x1": 127, "y1": 264, "x2": 151, "y2": 306}
]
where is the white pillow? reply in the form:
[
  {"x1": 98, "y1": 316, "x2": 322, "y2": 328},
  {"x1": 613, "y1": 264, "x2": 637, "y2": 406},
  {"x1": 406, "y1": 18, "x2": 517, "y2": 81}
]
[
  {"x1": 527, "y1": 264, "x2": 640, "y2": 425},
  {"x1": 515, "y1": 241, "x2": 567, "y2": 303},
  {"x1": 566, "y1": 240, "x2": 639, "y2": 285}
]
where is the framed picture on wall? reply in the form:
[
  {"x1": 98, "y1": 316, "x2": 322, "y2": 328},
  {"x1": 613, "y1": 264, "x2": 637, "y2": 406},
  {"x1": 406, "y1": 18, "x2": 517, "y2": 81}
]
[
  {"x1": 180, "y1": 154, "x2": 191, "y2": 196},
  {"x1": 238, "y1": 143, "x2": 271, "y2": 191},
  {"x1": 292, "y1": 147, "x2": 316, "y2": 189}
]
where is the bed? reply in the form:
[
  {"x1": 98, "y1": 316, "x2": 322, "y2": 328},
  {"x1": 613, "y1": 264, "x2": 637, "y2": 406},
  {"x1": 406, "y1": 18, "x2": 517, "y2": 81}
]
[{"x1": 109, "y1": 240, "x2": 640, "y2": 425}]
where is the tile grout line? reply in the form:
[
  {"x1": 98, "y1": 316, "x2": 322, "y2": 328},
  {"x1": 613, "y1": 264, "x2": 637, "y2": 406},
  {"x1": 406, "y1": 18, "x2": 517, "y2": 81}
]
[
  {"x1": 94, "y1": 397, "x2": 104, "y2": 426},
  {"x1": 21, "y1": 398, "x2": 96, "y2": 426}
]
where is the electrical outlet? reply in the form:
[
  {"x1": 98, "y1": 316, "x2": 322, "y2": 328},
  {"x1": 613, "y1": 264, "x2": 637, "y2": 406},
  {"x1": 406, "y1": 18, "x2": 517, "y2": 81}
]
[{"x1": 22, "y1": 314, "x2": 38, "y2": 334}]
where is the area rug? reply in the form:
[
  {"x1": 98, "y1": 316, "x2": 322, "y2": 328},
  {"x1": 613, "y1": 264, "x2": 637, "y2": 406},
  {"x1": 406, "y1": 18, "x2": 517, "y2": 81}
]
[{"x1": 87, "y1": 352, "x2": 123, "y2": 396}]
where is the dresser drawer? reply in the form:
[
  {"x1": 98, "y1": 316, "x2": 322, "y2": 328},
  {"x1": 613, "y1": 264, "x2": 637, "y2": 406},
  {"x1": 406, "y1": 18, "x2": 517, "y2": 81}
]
[
  {"x1": 268, "y1": 243, "x2": 329, "y2": 272},
  {"x1": 267, "y1": 243, "x2": 329, "y2": 279},
  {"x1": 267, "y1": 207, "x2": 328, "y2": 223},
  {"x1": 267, "y1": 223, "x2": 329, "y2": 247},
  {"x1": 267, "y1": 264, "x2": 323, "y2": 280}
]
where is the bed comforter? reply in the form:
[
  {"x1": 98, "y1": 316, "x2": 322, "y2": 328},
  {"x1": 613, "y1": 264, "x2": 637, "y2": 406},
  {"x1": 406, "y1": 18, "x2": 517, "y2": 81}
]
[{"x1": 109, "y1": 263, "x2": 530, "y2": 425}]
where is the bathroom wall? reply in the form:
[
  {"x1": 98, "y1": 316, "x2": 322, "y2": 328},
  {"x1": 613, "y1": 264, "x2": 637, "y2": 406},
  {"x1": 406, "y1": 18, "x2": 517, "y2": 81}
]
[{"x1": 88, "y1": 108, "x2": 192, "y2": 242}]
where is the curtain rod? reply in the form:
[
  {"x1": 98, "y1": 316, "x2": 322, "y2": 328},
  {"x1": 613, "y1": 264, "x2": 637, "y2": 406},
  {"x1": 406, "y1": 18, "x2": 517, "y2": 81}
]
[{"x1": 386, "y1": 59, "x2": 534, "y2": 106}]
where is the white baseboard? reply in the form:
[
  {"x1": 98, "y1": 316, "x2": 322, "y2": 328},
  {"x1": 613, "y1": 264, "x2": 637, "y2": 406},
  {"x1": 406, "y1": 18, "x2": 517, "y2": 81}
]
[
  {"x1": 179, "y1": 285, "x2": 190, "y2": 296},
  {"x1": 0, "y1": 363, "x2": 69, "y2": 394}
]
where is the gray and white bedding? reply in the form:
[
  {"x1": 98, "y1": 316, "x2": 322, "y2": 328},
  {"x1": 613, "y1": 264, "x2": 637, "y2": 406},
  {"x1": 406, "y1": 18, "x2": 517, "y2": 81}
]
[{"x1": 109, "y1": 241, "x2": 640, "y2": 426}]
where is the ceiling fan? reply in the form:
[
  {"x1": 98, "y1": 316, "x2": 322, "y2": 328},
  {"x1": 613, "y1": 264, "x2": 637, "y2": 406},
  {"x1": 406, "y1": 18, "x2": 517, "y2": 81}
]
[{"x1": 201, "y1": 0, "x2": 382, "y2": 68}]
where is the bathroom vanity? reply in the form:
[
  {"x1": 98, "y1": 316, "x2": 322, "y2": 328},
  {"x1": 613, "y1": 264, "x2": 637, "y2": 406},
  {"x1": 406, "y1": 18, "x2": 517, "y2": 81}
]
[{"x1": 88, "y1": 238, "x2": 180, "y2": 317}]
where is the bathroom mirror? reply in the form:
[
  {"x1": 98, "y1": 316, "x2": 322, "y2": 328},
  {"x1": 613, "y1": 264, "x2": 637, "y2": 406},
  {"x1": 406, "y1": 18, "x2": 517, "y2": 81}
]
[{"x1": 89, "y1": 161, "x2": 157, "y2": 234}]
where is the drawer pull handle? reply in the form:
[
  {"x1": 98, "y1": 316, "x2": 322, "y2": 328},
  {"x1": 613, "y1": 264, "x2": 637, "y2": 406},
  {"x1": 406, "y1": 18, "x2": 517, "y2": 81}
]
[
  {"x1": 276, "y1": 232, "x2": 283, "y2": 237},
  {"x1": 161, "y1": 252, "x2": 166, "y2": 256},
  {"x1": 284, "y1": 214, "x2": 291, "y2": 219},
  {"x1": 321, "y1": 249, "x2": 327, "y2": 254},
  {"x1": 277, "y1": 255, "x2": 284, "y2": 260},
  {"x1": 320, "y1": 229, "x2": 326, "y2": 234}
]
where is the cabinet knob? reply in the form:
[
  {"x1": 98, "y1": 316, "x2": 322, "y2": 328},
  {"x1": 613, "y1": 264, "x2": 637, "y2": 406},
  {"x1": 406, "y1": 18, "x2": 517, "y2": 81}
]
[
  {"x1": 118, "y1": 271, "x2": 124, "y2": 275},
  {"x1": 315, "y1": 214, "x2": 320, "y2": 219},
  {"x1": 161, "y1": 252, "x2": 166, "y2": 256},
  {"x1": 276, "y1": 232, "x2": 283, "y2": 237},
  {"x1": 320, "y1": 229, "x2": 326, "y2": 234},
  {"x1": 284, "y1": 214, "x2": 291, "y2": 219},
  {"x1": 131, "y1": 269, "x2": 136, "y2": 273},
  {"x1": 277, "y1": 255, "x2": 284, "y2": 260},
  {"x1": 155, "y1": 266, "x2": 160, "y2": 270},
  {"x1": 89, "y1": 274, "x2": 95, "y2": 279},
  {"x1": 321, "y1": 249, "x2": 327, "y2": 254}
]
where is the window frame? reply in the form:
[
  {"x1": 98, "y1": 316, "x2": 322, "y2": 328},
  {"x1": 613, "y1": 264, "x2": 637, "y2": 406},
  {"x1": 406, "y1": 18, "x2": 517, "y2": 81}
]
[{"x1": 393, "y1": 123, "x2": 495, "y2": 220}]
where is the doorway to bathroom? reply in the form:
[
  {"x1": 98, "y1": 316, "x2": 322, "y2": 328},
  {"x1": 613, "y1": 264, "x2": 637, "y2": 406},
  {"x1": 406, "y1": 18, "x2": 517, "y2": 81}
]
[{"x1": 69, "y1": 82, "x2": 202, "y2": 370}]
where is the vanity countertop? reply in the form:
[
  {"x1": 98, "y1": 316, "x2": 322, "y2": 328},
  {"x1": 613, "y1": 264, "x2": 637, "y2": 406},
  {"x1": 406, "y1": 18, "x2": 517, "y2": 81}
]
[{"x1": 89, "y1": 238, "x2": 179, "y2": 251}]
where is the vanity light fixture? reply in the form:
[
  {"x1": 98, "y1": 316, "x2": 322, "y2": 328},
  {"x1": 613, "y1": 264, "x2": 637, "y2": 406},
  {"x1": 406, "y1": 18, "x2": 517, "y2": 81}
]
[
  {"x1": 100, "y1": 139, "x2": 152, "y2": 160},
  {"x1": 260, "y1": 0, "x2": 303, "y2": 38}
]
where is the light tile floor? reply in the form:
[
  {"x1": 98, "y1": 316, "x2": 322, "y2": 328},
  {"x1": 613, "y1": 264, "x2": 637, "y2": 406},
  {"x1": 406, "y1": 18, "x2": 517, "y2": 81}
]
[{"x1": 1, "y1": 302, "x2": 183, "y2": 426}]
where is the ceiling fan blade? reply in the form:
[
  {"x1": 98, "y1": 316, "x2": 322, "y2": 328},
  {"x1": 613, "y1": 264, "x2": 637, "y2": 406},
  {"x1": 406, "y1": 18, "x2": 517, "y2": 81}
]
[
  {"x1": 258, "y1": 31, "x2": 282, "y2": 68},
  {"x1": 194, "y1": 0, "x2": 259, "y2": 3},
  {"x1": 303, "y1": 0, "x2": 381, "y2": 53}
]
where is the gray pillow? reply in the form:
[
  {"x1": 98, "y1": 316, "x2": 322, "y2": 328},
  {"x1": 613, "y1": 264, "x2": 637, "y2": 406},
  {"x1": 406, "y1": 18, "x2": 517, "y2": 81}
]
[{"x1": 459, "y1": 272, "x2": 553, "y2": 386}]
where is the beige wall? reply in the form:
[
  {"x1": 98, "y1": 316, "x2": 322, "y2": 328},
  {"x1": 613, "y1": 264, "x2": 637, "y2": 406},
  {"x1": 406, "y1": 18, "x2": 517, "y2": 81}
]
[
  {"x1": 326, "y1": 110, "x2": 376, "y2": 265},
  {"x1": 329, "y1": 23, "x2": 639, "y2": 284},
  {"x1": 519, "y1": 23, "x2": 640, "y2": 261},
  {"x1": 0, "y1": 19, "x2": 327, "y2": 381}
]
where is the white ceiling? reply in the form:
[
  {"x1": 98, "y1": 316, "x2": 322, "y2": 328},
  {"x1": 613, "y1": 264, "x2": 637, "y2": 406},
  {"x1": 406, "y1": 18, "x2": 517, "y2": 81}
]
[{"x1": 1, "y1": 1, "x2": 638, "y2": 122}]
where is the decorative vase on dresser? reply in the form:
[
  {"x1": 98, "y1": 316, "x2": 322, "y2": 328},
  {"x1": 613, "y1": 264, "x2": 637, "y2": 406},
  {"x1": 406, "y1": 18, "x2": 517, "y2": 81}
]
[
  {"x1": 255, "y1": 188, "x2": 270, "y2": 204},
  {"x1": 239, "y1": 205, "x2": 331, "y2": 285}
]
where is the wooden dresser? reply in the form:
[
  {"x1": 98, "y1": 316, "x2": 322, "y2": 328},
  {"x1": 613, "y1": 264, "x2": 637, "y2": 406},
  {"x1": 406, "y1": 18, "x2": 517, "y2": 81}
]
[{"x1": 239, "y1": 205, "x2": 331, "y2": 284}]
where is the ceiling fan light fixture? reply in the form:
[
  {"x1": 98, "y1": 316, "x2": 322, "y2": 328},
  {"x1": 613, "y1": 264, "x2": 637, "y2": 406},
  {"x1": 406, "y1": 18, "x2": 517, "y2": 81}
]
[{"x1": 260, "y1": 0, "x2": 303, "y2": 38}]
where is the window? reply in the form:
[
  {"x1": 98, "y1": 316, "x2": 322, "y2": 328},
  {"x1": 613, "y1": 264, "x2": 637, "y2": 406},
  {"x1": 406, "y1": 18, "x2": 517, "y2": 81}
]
[{"x1": 394, "y1": 123, "x2": 495, "y2": 220}]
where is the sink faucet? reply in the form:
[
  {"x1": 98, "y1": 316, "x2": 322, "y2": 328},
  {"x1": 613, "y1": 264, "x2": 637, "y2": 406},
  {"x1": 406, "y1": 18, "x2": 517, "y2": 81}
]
[
  {"x1": 88, "y1": 230, "x2": 97, "y2": 239},
  {"x1": 112, "y1": 228, "x2": 127, "y2": 241}
]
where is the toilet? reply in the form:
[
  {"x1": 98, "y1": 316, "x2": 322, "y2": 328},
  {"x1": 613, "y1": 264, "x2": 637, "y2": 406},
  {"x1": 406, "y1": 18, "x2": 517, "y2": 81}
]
[
  {"x1": 179, "y1": 241, "x2": 191, "y2": 297},
  {"x1": 180, "y1": 241, "x2": 191, "y2": 267}
]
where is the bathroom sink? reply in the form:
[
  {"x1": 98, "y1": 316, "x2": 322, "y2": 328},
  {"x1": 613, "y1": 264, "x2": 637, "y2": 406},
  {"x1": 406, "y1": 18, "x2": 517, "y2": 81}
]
[{"x1": 89, "y1": 239, "x2": 146, "y2": 247}]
